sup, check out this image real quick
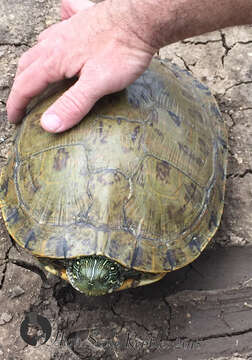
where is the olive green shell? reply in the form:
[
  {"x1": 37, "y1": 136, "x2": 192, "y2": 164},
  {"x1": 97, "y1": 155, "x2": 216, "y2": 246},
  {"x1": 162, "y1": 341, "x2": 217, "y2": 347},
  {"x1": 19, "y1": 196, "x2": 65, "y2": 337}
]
[{"x1": 0, "y1": 58, "x2": 227, "y2": 274}]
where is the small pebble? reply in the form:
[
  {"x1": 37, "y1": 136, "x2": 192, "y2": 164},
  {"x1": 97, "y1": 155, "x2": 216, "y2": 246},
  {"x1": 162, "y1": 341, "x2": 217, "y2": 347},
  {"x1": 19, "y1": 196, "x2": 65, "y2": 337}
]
[
  {"x1": 0, "y1": 312, "x2": 13, "y2": 325},
  {"x1": 9, "y1": 285, "x2": 25, "y2": 299}
]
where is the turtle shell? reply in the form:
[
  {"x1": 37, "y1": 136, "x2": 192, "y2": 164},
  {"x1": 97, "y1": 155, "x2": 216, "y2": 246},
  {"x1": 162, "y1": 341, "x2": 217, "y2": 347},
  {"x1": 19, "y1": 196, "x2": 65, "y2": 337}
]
[{"x1": 0, "y1": 58, "x2": 227, "y2": 275}]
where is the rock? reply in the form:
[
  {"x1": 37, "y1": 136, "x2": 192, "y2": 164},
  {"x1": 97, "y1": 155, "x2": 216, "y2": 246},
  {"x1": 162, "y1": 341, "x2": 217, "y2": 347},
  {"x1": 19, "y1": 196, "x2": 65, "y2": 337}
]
[
  {"x1": 0, "y1": 312, "x2": 13, "y2": 325},
  {"x1": 9, "y1": 285, "x2": 25, "y2": 299}
]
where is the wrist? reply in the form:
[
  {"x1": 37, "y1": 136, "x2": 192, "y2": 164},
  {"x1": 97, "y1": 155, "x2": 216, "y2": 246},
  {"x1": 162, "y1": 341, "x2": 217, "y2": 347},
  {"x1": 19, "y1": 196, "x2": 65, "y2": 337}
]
[{"x1": 105, "y1": 0, "x2": 159, "y2": 54}]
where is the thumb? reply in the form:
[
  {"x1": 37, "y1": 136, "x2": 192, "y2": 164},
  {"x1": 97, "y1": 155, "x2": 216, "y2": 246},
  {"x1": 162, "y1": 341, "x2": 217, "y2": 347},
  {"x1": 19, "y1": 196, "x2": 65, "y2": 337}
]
[{"x1": 40, "y1": 69, "x2": 111, "y2": 133}]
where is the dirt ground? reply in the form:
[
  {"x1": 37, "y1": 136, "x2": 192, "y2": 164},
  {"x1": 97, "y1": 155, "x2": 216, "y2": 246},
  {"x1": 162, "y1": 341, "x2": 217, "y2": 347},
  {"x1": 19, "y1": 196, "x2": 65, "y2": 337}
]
[{"x1": 0, "y1": 1, "x2": 252, "y2": 360}]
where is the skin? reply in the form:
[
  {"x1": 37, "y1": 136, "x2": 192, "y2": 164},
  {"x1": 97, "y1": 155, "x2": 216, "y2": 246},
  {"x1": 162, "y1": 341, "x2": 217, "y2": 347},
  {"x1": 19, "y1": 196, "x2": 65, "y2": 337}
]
[
  {"x1": 6, "y1": 0, "x2": 252, "y2": 133},
  {"x1": 66, "y1": 256, "x2": 125, "y2": 296},
  {"x1": 65, "y1": 256, "x2": 164, "y2": 295}
]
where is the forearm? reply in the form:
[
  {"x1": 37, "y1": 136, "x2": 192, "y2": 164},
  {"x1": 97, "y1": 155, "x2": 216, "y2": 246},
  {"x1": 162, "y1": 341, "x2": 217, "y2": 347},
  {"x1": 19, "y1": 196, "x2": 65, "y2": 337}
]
[
  {"x1": 7, "y1": 0, "x2": 252, "y2": 130},
  {"x1": 109, "y1": 0, "x2": 252, "y2": 50}
]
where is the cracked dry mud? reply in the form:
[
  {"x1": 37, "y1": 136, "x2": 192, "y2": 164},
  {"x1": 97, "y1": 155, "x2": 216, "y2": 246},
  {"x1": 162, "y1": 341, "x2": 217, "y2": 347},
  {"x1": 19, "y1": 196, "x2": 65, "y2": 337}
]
[{"x1": 0, "y1": 1, "x2": 252, "y2": 360}]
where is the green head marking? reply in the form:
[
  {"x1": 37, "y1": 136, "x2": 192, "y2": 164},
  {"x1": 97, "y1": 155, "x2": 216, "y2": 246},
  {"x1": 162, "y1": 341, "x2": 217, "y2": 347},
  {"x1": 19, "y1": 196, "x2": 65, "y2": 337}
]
[{"x1": 66, "y1": 256, "x2": 124, "y2": 296}]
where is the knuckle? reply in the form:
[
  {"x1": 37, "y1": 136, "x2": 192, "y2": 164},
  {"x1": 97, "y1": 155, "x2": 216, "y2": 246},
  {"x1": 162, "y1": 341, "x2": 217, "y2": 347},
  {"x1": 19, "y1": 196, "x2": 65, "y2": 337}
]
[
  {"x1": 76, "y1": 80, "x2": 98, "y2": 105},
  {"x1": 41, "y1": 42, "x2": 64, "y2": 80},
  {"x1": 62, "y1": 89, "x2": 84, "y2": 115},
  {"x1": 41, "y1": 59, "x2": 56, "y2": 82}
]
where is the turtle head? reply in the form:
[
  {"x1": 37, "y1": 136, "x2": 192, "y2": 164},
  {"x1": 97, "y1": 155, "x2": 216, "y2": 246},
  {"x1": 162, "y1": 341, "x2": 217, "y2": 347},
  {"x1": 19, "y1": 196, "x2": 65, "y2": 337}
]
[{"x1": 66, "y1": 256, "x2": 124, "y2": 296}]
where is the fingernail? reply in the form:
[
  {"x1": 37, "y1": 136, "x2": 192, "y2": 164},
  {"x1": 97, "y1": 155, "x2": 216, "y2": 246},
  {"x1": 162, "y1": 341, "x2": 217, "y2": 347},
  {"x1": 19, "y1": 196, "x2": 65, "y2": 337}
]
[{"x1": 41, "y1": 113, "x2": 62, "y2": 132}]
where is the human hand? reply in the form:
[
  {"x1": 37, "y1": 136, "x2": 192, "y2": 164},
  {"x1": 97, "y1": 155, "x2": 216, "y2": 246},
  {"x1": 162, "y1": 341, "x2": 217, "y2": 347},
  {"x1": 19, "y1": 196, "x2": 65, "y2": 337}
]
[
  {"x1": 61, "y1": 0, "x2": 94, "y2": 20},
  {"x1": 7, "y1": 0, "x2": 155, "y2": 133}
]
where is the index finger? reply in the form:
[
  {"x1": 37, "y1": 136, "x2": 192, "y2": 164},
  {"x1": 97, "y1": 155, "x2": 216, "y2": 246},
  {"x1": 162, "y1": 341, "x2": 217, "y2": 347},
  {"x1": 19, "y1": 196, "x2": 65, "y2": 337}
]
[{"x1": 7, "y1": 58, "x2": 59, "y2": 124}]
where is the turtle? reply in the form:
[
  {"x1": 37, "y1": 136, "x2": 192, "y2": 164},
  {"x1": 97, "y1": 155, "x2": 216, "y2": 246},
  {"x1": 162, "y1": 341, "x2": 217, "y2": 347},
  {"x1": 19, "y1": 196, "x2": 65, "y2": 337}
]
[{"x1": 0, "y1": 58, "x2": 228, "y2": 296}]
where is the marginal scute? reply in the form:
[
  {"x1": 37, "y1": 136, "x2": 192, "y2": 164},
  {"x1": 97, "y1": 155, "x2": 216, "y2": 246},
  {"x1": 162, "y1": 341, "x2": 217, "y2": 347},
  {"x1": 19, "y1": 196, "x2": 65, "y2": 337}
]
[
  {"x1": 164, "y1": 249, "x2": 177, "y2": 270},
  {"x1": 208, "y1": 212, "x2": 218, "y2": 231},
  {"x1": 188, "y1": 236, "x2": 202, "y2": 254},
  {"x1": 0, "y1": 58, "x2": 227, "y2": 281},
  {"x1": 6, "y1": 207, "x2": 19, "y2": 225},
  {"x1": 106, "y1": 231, "x2": 137, "y2": 269},
  {"x1": 24, "y1": 229, "x2": 36, "y2": 250}
]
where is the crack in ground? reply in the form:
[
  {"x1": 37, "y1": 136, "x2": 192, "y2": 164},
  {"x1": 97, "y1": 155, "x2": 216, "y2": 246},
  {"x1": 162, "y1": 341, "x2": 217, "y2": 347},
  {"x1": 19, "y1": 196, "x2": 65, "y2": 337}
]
[
  {"x1": 0, "y1": 42, "x2": 29, "y2": 47},
  {"x1": 219, "y1": 309, "x2": 233, "y2": 331},
  {"x1": 168, "y1": 326, "x2": 252, "y2": 343},
  {"x1": 220, "y1": 31, "x2": 232, "y2": 66},
  {"x1": 228, "y1": 148, "x2": 235, "y2": 157},
  {"x1": 0, "y1": 244, "x2": 12, "y2": 289},
  {"x1": 175, "y1": 54, "x2": 195, "y2": 71},
  {"x1": 132, "y1": 319, "x2": 150, "y2": 333},
  {"x1": 110, "y1": 293, "x2": 122, "y2": 317},
  {"x1": 110, "y1": 303, "x2": 121, "y2": 318},
  {"x1": 227, "y1": 112, "x2": 236, "y2": 130},
  {"x1": 227, "y1": 169, "x2": 252, "y2": 179},
  {"x1": 219, "y1": 31, "x2": 252, "y2": 66},
  {"x1": 237, "y1": 169, "x2": 252, "y2": 178},
  {"x1": 224, "y1": 80, "x2": 252, "y2": 96},
  {"x1": 110, "y1": 299, "x2": 126, "y2": 333},
  {"x1": 226, "y1": 107, "x2": 252, "y2": 131},
  {"x1": 162, "y1": 296, "x2": 172, "y2": 338},
  {"x1": 181, "y1": 39, "x2": 222, "y2": 45},
  {"x1": 111, "y1": 298, "x2": 150, "y2": 333},
  {"x1": 160, "y1": 267, "x2": 193, "y2": 339},
  {"x1": 233, "y1": 40, "x2": 252, "y2": 46},
  {"x1": 8, "y1": 258, "x2": 48, "y2": 283}
]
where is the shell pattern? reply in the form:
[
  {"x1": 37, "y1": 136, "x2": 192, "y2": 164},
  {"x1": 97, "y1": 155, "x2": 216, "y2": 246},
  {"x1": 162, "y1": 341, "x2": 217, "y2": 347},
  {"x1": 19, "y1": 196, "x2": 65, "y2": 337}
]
[{"x1": 0, "y1": 58, "x2": 228, "y2": 275}]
